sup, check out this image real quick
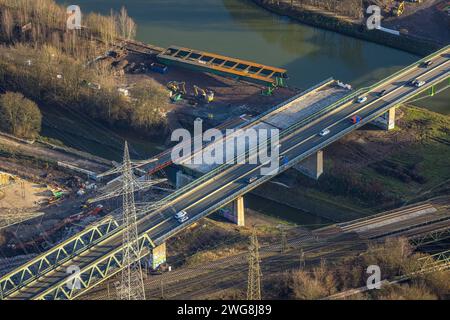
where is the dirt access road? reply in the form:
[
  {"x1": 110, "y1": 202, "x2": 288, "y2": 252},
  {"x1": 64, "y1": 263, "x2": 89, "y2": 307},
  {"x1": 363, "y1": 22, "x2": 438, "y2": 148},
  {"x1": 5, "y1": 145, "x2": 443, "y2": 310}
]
[
  {"x1": 0, "y1": 134, "x2": 110, "y2": 174},
  {"x1": 383, "y1": 0, "x2": 450, "y2": 45}
]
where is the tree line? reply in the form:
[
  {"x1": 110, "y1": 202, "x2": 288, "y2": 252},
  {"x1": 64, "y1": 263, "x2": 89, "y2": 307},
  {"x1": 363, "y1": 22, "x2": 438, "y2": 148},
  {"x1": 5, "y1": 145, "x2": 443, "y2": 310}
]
[
  {"x1": 264, "y1": 0, "x2": 365, "y2": 19},
  {"x1": 0, "y1": 0, "x2": 168, "y2": 138}
]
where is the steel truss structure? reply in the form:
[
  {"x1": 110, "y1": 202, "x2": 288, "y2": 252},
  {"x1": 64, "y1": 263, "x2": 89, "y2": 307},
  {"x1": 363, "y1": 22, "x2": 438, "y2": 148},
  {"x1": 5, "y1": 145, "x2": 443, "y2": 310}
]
[
  {"x1": 33, "y1": 231, "x2": 155, "y2": 300},
  {"x1": 0, "y1": 216, "x2": 120, "y2": 299}
]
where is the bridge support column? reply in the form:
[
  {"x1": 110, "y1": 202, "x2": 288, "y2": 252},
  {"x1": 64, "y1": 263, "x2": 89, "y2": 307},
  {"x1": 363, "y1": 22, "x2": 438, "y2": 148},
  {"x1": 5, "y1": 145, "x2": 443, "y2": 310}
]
[
  {"x1": 429, "y1": 85, "x2": 435, "y2": 97},
  {"x1": 294, "y1": 150, "x2": 323, "y2": 180},
  {"x1": 176, "y1": 170, "x2": 195, "y2": 189},
  {"x1": 221, "y1": 196, "x2": 245, "y2": 226},
  {"x1": 149, "y1": 242, "x2": 166, "y2": 270},
  {"x1": 372, "y1": 107, "x2": 396, "y2": 130}
]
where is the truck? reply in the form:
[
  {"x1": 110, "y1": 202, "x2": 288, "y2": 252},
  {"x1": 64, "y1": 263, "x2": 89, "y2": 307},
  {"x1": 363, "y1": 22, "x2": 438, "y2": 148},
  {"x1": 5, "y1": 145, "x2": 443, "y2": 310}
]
[{"x1": 150, "y1": 62, "x2": 168, "y2": 74}]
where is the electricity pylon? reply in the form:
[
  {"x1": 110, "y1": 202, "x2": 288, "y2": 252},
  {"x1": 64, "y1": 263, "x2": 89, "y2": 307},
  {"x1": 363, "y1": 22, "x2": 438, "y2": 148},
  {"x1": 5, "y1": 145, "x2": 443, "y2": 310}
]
[
  {"x1": 299, "y1": 247, "x2": 306, "y2": 269},
  {"x1": 247, "y1": 227, "x2": 261, "y2": 300},
  {"x1": 278, "y1": 225, "x2": 287, "y2": 253},
  {"x1": 119, "y1": 142, "x2": 146, "y2": 300}
]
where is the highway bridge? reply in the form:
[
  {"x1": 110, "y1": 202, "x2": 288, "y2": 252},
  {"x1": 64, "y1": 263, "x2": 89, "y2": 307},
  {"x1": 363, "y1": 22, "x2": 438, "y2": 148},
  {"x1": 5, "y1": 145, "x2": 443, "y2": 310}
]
[{"x1": 0, "y1": 45, "x2": 449, "y2": 300}]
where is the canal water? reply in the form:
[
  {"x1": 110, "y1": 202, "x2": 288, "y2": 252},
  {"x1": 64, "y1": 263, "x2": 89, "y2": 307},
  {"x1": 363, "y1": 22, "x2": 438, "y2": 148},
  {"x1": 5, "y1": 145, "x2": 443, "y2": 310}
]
[
  {"x1": 54, "y1": 0, "x2": 446, "y2": 225},
  {"x1": 61, "y1": 0, "x2": 419, "y2": 89},
  {"x1": 59, "y1": 0, "x2": 448, "y2": 113}
]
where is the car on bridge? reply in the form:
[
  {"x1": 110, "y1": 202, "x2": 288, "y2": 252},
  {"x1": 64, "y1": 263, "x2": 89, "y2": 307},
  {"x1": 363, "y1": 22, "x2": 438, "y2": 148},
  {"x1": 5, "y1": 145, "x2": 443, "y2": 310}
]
[
  {"x1": 378, "y1": 89, "x2": 387, "y2": 97},
  {"x1": 421, "y1": 60, "x2": 433, "y2": 68},
  {"x1": 356, "y1": 96, "x2": 367, "y2": 103},
  {"x1": 350, "y1": 115, "x2": 362, "y2": 124},
  {"x1": 175, "y1": 210, "x2": 189, "y2": 223},
  {"x1": 246, "y1": 175, "x2": 258, "y2": 184},
  {"x1": 319, "y1": 128, "x2": 330, "y2": 137},
  {"x1": 411, "y1": 79, "x2": 426, "y2": 87}
]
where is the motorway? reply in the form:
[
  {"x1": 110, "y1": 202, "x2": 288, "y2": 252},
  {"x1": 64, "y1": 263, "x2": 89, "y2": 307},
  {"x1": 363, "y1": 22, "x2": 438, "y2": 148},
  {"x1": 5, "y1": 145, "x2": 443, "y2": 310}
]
[{"x1": 2, "y1": 46, "x2": 449, "y2": 299}]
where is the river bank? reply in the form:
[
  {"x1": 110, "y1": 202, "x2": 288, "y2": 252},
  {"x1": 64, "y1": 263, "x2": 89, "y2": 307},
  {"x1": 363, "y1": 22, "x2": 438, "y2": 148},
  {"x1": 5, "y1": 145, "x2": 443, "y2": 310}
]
[{"x1": 251, "y1": 0, "x2": 443, "y2": 56}]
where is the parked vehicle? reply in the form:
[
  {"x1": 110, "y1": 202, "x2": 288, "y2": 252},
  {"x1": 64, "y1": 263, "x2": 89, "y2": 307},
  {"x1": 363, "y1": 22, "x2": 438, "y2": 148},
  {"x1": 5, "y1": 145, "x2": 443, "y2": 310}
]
[
  {"x1": 149, "y1": 263, "x2": 171, "y2": 275},
  {"x1": 319, "y1": 129, "x2": 330, "y2": 137},
  {"x1": 150, "y1": 62, "x2": 168, "y2": 74}
]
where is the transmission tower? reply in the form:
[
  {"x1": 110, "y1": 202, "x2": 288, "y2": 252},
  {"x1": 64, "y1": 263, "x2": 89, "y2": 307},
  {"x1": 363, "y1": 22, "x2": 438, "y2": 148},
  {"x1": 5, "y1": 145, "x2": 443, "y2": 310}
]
[
  {"x1": 299, "y1": 247, "x2": 306, "y2": 269},
  {"x1": 278, "y1": 225, "x2": 287, "y2": 253},
  {"x1": 247, "y1": 227, "x2": 262, "y2": 300},
  {"x1": 119, "y1": 142, "x2": 146, "y2": 300}
]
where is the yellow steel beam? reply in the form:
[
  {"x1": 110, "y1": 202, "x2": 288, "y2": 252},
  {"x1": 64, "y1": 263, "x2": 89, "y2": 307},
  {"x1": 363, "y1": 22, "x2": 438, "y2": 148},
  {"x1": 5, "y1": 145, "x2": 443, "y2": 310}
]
[{"x1": 158, "y1": 45, "x2": 287, "y2": 84}]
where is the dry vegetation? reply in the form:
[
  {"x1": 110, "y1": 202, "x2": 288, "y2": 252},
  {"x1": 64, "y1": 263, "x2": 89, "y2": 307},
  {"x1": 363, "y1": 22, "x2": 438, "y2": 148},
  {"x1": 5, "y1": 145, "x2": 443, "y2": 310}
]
[
  {"x1": 267, "y1": 238, "x2": 449, "y2": 300},
  {"x1": 0, "y1": 92, "x2": 41, "y2": 138},
  {"x1": 0, "y1": 0, "x2": 168, "y2": 137},
  {"x1": 263, "y1": 0, "x2": 365, "y2": 19},
  {"x1": 0, "y1": 0, "x2": 135, "y2": 47}
]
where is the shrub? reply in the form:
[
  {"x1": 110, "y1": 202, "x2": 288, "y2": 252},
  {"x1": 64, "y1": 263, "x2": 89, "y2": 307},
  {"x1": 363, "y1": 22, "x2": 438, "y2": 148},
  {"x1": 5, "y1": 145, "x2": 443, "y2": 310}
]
[{"x1": 0, "y1": 91, "x2": 41, "y2": 138}]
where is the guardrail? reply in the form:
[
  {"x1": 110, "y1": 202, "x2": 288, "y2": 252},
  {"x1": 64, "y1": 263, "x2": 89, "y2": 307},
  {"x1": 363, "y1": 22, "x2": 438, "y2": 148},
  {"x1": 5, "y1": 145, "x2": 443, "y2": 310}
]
[
  {"x1": 155, "y1": 61, "x2": 450, "y2": 244},
  {"x1": 0, "y1": 216, "x2": 120, "y2": 299},
  {"x1": 146, "y1": 45, "x2": 450, "y2": 212}
]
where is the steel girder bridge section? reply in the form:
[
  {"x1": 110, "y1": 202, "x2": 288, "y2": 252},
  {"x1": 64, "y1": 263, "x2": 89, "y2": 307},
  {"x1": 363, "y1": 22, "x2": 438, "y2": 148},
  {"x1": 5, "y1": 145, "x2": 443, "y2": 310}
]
[
  {"x1": 0, "y1": 216, "x2": 121, "y2": 299},
  {"x1": 157, "y1": 45, "x2": 288, "y2": 86},
  {"x1": 33, "y1": 231, "x2": 155, "y2": 300}
]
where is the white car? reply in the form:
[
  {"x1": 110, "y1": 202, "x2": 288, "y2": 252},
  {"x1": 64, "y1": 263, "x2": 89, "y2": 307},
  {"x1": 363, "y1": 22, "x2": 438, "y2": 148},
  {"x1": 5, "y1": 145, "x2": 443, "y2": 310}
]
[
  {"x1": 246, "y1": 176, "x2": 258, "y2": 184},
  {"x1": 175, "y1": 210, "x2": 189, "y2": 223},
  {"x1": 356, "y1": 96, "x2": 367, "y2": 103},
  {"x1": 413, "y1": 80, "x2": 426, "y2": 87},
  {"x1": 319, "y1": 129, "x2": 330, "y2": 137}
]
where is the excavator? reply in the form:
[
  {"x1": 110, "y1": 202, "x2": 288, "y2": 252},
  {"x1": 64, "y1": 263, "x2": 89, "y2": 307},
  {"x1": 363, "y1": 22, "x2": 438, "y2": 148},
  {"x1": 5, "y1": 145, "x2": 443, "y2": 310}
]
[
  {"x1": 167, "y1": 81, "x2": 186, "y2": 102},
  {"x1": 193, "y1": 85, "x2": 214, "y2": 104},
  {"x1": 392, "y1": 1, "x2": 405, "y2": 17},
  {"x1": 374, "y1": 0, "x2": 405, "y2": 17}
]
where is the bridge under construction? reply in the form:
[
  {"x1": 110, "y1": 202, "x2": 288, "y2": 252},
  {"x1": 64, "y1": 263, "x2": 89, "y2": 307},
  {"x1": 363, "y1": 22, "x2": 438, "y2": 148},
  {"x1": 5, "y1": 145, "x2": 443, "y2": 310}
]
[
  {"x1": 0, "y1": 45, "x2": 449, "y2": 300},
  {"x1": 157, "y1": 45, "x2": 288, "y2": 86}
]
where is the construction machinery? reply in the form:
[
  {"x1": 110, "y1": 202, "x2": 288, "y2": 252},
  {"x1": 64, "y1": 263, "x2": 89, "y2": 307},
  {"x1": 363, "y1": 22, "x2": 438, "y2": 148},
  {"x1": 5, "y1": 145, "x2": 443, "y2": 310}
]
[
  {"x1": 392, "y1": 1, "x2": 405, "y2": 16},
  {"x1": 261, "y1": 83, "x2": 277, "y2": 96},
  {"x1": 193, "y1": 85, "x2": 214, "y2": 103},
  {"x1": 167, "y1": 81, "x2": 186, "y2": 102}
]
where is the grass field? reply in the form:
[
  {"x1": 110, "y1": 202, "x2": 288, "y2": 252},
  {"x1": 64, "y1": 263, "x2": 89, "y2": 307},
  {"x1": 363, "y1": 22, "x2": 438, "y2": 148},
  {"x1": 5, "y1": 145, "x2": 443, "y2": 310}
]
[{"x1": 359, "y1": 105, "x2": 450, "y2": 204}]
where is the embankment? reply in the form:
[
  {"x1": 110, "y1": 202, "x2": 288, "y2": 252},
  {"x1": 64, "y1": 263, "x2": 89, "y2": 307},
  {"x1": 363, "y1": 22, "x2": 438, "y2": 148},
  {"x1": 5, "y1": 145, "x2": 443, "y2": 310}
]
[{"x1": 251, "y1": 0, "x2": 442, "y2": 56}]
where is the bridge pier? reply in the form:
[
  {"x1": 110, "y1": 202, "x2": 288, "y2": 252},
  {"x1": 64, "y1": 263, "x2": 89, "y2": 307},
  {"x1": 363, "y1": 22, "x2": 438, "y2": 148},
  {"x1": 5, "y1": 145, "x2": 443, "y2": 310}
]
[
  {"x1": 372, "y1": 106, "x2": 396, "y2": 131},
  {"x1": 221, "y1": 196, "x2": 245, "y2": 226},
  {"x1": 176, "y1": 170, "x2": 195, "y2": 189},
  {"x1": 294, "y1": 150, "x2": 323, "y2": 180},
  {"x1": 149, "y1": 242, "x2": 166, "y2": 269}
]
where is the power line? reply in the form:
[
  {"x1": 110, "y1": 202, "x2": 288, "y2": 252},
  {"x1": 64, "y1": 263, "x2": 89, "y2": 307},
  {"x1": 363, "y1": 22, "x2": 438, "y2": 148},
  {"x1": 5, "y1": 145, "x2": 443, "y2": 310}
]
[{"x1": 247, "y1": 227, "x2": 262, "y2": 300}]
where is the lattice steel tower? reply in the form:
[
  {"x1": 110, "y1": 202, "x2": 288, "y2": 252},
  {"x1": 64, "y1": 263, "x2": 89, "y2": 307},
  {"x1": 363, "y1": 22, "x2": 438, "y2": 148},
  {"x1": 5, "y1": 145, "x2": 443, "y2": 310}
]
[
  {"x1": 247, "y1": 228, "x2": 262, "y2": 300},
  {"x1": 120, "y1": 142, "x2": 146, "y2": 300}
]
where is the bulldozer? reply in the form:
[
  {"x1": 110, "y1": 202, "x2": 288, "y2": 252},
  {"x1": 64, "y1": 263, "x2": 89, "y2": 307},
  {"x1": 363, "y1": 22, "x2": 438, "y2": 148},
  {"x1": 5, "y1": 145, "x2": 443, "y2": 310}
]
[{"x1": 193, "y1": 85, "x2": 214, "y2": 104}]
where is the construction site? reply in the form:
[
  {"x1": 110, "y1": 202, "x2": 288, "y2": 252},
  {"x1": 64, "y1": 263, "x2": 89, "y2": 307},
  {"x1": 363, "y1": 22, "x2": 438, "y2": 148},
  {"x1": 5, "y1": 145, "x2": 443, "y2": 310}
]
[{"x1": 0, "y1": 0, "x2": 448, "y2": 303}]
